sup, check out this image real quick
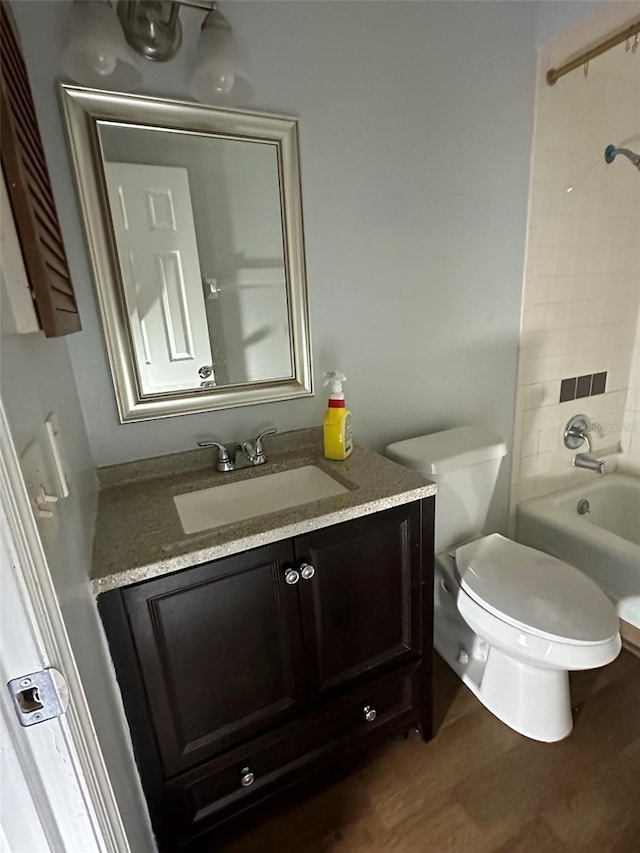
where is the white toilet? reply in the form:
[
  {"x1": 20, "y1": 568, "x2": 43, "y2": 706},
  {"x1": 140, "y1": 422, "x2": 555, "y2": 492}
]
[{"x1": 385, "y1": 425, "x2": 621, "y2": 742}]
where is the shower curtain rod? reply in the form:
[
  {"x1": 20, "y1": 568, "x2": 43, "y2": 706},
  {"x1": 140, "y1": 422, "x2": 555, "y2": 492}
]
[{"x1": 546, "y1": 17, "x2": 640, "y2": 85}]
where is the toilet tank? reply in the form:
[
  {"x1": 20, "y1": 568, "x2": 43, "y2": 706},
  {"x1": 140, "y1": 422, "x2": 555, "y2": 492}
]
[{"x1": 385, "y1": 426, "x2": 507, "y2": 552}]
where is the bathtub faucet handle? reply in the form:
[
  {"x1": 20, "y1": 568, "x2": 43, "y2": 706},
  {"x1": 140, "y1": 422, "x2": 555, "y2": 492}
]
[{"x1": 563, "y1": 414, "x2": 593, "y2": 453}]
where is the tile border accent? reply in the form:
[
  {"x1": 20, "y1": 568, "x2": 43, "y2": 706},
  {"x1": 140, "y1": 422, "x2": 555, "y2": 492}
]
[{"x1": 558, "y1": 371, "x2": 607, "y2": 403}]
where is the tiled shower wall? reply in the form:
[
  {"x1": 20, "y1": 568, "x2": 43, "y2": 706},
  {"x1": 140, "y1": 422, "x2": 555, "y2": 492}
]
[
  {"x1": 621, "y1": 310, "x2": 640, "y2": 470},
  {"x1": 510, "y1": 9, "x2": 640, "y2": 511}
]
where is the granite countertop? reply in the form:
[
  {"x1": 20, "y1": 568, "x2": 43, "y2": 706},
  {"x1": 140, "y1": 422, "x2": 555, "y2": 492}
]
[{"x1": 91, "y1": 427, "x2": 436, "y2": 595}]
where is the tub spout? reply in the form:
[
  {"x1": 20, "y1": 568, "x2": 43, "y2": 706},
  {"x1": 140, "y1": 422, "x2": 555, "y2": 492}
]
[{"x1": 574, "y1": 453, "x2": 605, "y2": 475}]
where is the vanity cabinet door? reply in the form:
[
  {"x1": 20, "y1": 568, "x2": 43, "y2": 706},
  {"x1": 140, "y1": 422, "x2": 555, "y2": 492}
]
[
  {"x1": 294, "y1": 502, "x2": 423, "y2": 698},
  {"x1": 120, "y1": 541, "x2": 307, "y2": 777}
]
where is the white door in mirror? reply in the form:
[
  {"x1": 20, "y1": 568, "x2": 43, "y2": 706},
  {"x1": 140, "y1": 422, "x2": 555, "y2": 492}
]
[{"x1": 104, "y1": 162, "x2": 214, "y2": 394}]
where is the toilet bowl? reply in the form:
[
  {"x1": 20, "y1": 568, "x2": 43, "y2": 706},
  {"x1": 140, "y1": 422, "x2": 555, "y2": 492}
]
[
  {"x1": 386, "y1": 426, "x2": 621, "y2": 742},
  {"x1": 437, "y1": 534, "x2": 620, "y2": 741}
]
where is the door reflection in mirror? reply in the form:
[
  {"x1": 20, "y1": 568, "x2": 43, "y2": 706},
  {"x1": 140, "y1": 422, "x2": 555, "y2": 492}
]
[
  {"x1": 99, "y1": 123, "x2": 293, "y2": 394},
  {"x1": 60, "y1": 86, "x2": 312, "y2": 420}
]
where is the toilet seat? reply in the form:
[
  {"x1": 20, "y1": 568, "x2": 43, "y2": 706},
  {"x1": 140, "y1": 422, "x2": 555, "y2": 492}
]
[
  {"x1": 456, "y1": 584, "x2": 621, "y2": 672},
  {"x1": 455, "y1": 533, "x2": 619, "y2": 645}
]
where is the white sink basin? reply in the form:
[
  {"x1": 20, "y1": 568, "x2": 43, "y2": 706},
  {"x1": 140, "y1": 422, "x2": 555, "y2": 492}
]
[{"x1": 174, "y1": 465, "x2": 350, "y2": 534}]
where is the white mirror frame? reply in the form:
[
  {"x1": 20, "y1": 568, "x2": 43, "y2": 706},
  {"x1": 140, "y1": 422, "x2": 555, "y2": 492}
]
[{"x1": 60, "y1": 84, "x2": 313, "y2": 422}]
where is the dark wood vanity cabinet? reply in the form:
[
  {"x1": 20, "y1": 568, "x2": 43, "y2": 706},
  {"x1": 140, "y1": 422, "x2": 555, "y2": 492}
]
[{"x1": 99, "y1": 499, "x2": 434, "y2": 851}]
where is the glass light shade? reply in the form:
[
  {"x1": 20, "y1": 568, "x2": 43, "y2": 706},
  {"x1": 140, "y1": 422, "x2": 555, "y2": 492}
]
[
  {"x1": 187, "y1": 8, "x2": 254, "y2": 105},
  {"x1": 62, "y1": 1, "x2": 142, "y2": 89}
]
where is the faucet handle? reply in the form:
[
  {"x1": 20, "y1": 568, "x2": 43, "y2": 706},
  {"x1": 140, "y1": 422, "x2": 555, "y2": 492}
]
[
  {"x1": 255, "y1": 427, "x2": 277, "y2": 452},
  {"x1": 563, "y1": 414, "x2": 592, "y2": 452},
  {"x1": 242, "y1": 428, "x2": 277, "y2": 464},
  {"x1": 197, "y1": 440, "x2": 234, "y2": 472}
]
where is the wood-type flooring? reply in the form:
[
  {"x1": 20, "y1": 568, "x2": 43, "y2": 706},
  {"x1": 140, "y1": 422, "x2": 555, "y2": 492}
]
[{"x1": 224, "y1": 650, "x2": 640, "y2": 853}]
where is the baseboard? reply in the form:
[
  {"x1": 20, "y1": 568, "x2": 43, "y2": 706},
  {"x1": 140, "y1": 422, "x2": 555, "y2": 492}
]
[{"x1": 620, "y1": 618, "x2": 640, "y2": 658}]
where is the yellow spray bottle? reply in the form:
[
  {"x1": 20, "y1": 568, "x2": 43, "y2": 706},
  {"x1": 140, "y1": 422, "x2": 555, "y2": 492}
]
[{"x1": 323, "y1": 370, "x2": 353, "y2": 460}]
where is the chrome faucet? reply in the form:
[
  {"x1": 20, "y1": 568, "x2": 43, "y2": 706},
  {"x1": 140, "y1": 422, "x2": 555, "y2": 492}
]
[
  {"x1": 563, "y1": 414, "x2": 605, "y2": 475},
  {"x1": 198, "y1": 428, "x2": 277, "y2": 472},
  {"x1": 574, "y1": 453, "x2": 605, "y2": 474},
  {"x1": 196, "y1": 440, "x2": 235, "y2": 472},
  {"x1": 241, "y1": 428, "x2": 277, "y2": 466}
]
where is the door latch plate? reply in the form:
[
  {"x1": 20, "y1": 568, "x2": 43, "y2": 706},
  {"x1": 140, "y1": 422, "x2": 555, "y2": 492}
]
[{"x1": 7, "y1": 668, "x2": 68, "y2": 726}]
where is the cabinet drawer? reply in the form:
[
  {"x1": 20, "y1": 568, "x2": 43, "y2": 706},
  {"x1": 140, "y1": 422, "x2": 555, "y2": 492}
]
[
  {"x1": 341, "y1": 661, "x2": 419, "y2": 745},
  {"x1": 167, "y1": 663, "x2": 420, "y2": 845}
]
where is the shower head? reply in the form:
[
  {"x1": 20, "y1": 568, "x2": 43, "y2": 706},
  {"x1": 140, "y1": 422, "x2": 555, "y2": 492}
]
[{"x1": 604, "y1": 144, "x2": 640, "y2": 171}]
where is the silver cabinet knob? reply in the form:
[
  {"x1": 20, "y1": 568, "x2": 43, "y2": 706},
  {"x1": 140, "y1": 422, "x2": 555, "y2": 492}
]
[
  {"x1": 299, "y1": 562, "x2": 315, "y2": 580},
  {"x1": 363, "y1": 705, "x2": 377, "y2": 723},
  {"x1": 284, "y1": 568, "x2": 300, "y2": 585},
  {"x1": 240, "y1": 766, "x2": 255, "y2": 787}
]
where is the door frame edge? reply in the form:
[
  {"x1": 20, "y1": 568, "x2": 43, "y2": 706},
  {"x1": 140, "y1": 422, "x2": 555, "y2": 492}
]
[{"x1": 0, "y1": 397, "x2": 134, "y2": 853}]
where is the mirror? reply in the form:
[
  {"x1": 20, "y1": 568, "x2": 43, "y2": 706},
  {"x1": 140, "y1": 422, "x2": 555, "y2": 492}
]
[{"x1": 60, "y1": 85, "x2": 312, "y2": 421}]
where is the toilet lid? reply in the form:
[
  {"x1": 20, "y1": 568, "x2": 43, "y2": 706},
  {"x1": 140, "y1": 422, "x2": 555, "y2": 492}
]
[{"x1": 455, "y1": 534, "x2": 618, "y2": 644}]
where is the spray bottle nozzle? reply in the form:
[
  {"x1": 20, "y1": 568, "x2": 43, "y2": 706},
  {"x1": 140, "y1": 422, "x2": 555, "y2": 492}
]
[{"x1": 323, "y1": 370, "x2": 347, "y2": 399}]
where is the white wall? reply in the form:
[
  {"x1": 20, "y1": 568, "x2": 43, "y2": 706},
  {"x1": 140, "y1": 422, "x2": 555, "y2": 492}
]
[
  {"x1": 14, "y1": 0, "x2": 540, "y2": 536},
  {"x1": 510, "y1": 1, "x2": 640, "y2": 510}
]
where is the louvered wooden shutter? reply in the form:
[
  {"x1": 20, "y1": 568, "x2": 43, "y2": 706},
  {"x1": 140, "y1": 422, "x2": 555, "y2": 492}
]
[{"x1": 1, "y1": 1, "x2": 81, "y2": 336}]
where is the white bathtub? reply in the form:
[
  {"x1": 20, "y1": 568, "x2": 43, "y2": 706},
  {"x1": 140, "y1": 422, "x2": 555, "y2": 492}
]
[{"x1": 517, "y1": 474, "x2": 640, "y2": 630}]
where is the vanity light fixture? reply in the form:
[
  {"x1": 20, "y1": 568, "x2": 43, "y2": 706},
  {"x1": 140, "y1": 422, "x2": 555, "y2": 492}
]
[
  {"x1": 62, "y1": 0, "x2": 253, "y2": 103},
  {"x1": 61, "y1": 0, "x2": 142, "y2": 89},
  {"x1": 187, "y1": 3, "x2": 254, "y2": 102}
]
